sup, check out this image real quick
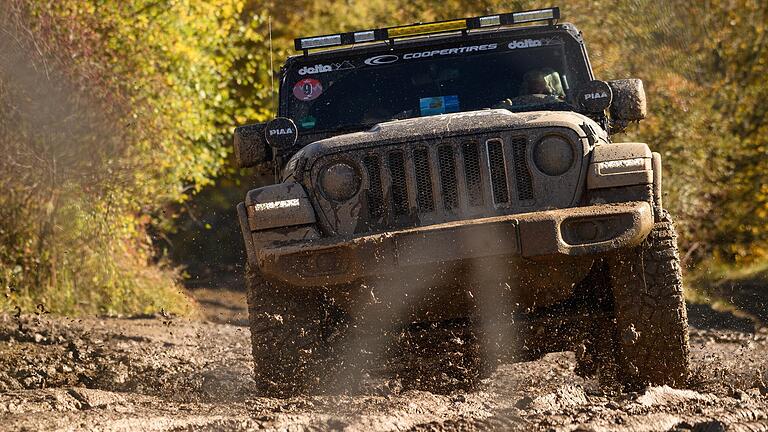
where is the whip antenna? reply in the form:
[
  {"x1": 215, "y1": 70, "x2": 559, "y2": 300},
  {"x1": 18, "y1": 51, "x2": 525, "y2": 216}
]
[{"x1": 268, "y1": 15, "x2": 276, "y2": 113}]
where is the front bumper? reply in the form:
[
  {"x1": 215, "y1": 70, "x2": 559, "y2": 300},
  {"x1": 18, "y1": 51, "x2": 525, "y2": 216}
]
[{"x1": 255, "y1": 201, "x2": 653, "y2": 287}]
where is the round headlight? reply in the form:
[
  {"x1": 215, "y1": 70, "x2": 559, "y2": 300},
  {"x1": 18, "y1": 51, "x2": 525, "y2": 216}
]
[
  {"x1": 533, "y1": 135, "x2": 574, "y2": 176},
  {"x1": 320, "y1": 162, "x2": 360, "y2": 202}
]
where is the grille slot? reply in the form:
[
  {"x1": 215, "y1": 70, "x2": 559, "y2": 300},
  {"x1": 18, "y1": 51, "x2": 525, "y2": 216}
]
[
  {"x1": 362, "y1": 155, "x2": 384, "y2": 218},
  {"x1": 437, "y1": 145, "x2": 459, "y2": 210},
  {"x1": 511, "y1": 137, "x2": 534, "y2": 201},
  {"x1": 462, "y1": 142, "x2": 484, "y2": 206},
  {"x1": 320, "y1": 135, "x2": 544, "y2": 234},
  {"x1": 413, "y1": 147, "x2": 435, "y2": 212},
  {"x1": 486, "y1": 139, "x2": 509, "y2": 205},
  {"x1": 388, "y1": 151, "x2": 409, "y2": 215}
]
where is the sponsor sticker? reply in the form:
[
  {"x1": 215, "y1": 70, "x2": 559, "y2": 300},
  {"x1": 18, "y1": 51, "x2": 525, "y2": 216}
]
[
  {"x1": 293, "y1": 78, "x2": 323, "y2": 101},
  {"x1": 267, "y1": 127, "x2": 294, "y2": 137},
  {"x1": 403, "y1": 44, "x2": 498, "y2": 60},
  {"x1": 584, "y1": 91, "x2": 609, "y2": 101},
  {"x1": 597, "y1": 158, "x2": 647, "y2": 174},
  {"x1": 364, "y1": 54, "x2": 399, "y2": 65},
  {"x1": 252, "y1": 199, "x2": 301, "y2": 212},
  {"x1": 298, "y1": 60, "x2": 355, "y2": 75},
  {"x1": 299, "y1": 115, "x2": 317, "y2": 129},
  {"x1": 419, "y1": 95, "x2": 460, "y2": 116},
  {"x1": 508, "y1": 39, "x2": 543, "y2": 49},
  {"x1": 507, "y1": 37, "x2": 562, "y2": 50},
  {"x1": 363, "y1": 44, "x2": 499, "y2": 66}
]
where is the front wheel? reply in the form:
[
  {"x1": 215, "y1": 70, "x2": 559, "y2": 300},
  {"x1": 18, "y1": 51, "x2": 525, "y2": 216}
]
[
  {"x1": 245, "y1": 265, "x2": 349, "y2": 397},
  {"x1": 579, "y1": 211, "x2": 690, "y2": 389}
]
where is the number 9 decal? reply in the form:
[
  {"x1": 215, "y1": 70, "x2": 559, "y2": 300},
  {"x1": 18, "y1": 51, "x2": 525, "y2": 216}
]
[{"x1": 293, "y1": 78, "x2": 323, "y2": 101}]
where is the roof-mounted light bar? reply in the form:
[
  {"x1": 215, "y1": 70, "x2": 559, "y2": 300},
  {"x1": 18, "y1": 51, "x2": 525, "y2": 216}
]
[
  {"x1": 299, "y1": 34, "x2": 343, "y2": 49},
  {"x1": 294, "y1": 7, "x2": 560, "y2": 52},
  {"x1": 512, "y1": 9, "x2": 559, "y2": 23}
]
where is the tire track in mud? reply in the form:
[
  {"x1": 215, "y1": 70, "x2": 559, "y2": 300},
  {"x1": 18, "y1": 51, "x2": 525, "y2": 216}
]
[{"x1": 406, "y1": 410, "x2": 530, "y2": 431}]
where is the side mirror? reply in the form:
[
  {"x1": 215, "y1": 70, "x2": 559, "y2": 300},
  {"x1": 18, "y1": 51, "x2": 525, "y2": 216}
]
[
  {"x1": 608, "y1": 79, "x2": 647, "y2": 122},
  {"x1": 233, "y1": 123, "x2": 269, "y2": 168}
]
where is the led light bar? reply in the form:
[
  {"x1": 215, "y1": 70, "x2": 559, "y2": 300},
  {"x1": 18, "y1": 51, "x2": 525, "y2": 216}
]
[
  {"x1": 353, "y1": 31, "x2": 375, "y2": 43},
  {"x1": 389, "y1": 19, "x2": 467, "y2": 38},
  {"x1": 294, "y1": 7, "x2": 560, "y2": 52},
  {"x1": 478, "y1": 15, "x2": 502, "y2": 27},
  {"x1": 297, "y1": 34, "x2": 343, "y2": 49},
  {"x1": 513, "y1": 9, "x2": 557, "y2": 23}
]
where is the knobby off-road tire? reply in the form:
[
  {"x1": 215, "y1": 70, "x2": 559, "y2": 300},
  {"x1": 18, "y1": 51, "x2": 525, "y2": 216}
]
[
  {"x1": 602, "y1": 210, "x2": 690, "y2": 389},
  {"x1": 245, "y1": 264, "x2": 348, "y2": 397},
  {"x1": 391, "y1": 319, "x2": 490, "y2": 394}
]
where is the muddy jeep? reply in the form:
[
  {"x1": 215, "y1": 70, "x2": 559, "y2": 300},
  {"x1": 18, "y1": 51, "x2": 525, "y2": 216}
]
[{"x1": 234, "y1": 7, "x2": 689, "y2": 396}]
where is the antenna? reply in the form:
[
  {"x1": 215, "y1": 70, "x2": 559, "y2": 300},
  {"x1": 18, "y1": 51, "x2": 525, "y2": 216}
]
[{"x1": 268, "y1": 15, "x2": 276, "y2": 114}]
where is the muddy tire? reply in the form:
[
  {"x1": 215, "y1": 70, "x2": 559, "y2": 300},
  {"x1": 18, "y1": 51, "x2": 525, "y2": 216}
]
[
  {"x1": 391, "y1": 319, "x2": 489, "y2": 393},
  {"x1": 595, "y1": 211, "x2": 690, "y2": 388},
  {"x1": 245, "y1": 264, "x2": 347, "y2": 397}
]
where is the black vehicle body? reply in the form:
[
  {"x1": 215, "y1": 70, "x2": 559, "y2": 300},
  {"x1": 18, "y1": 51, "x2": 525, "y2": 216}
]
[
  {"x1": 237, "y1": 21, "x2": 649, "y2": 310},
  {"x1": 234, "y1": 9, "x2": 689, "y2": 395}
]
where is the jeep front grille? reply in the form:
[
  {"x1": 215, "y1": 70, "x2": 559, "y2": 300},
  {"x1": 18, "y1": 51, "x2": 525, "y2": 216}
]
[
  {"x1": 362, "y1": 154, "x2": 385, "y2": 218},
  {"x1": 510, "y1": 137, "x2": 534, "y2": 201},
  {"x1": 413, "y1": 147, "x2": 435, "y2": 212},
  {"x1": 462, "y1": 142, "x2": 484, "y2": 207},
  {"x1": 358, "y1": 136, "x2": 534, "y2": 231},
  {"x1": 437, "y1": 145, "x2": 459, "y2": 210},
  {"x1": 486, "y1": 139, "x2": 509, "y2": 205},
  {"x1": 388, "y1": 151, "x2": 409, "y2": 216}
]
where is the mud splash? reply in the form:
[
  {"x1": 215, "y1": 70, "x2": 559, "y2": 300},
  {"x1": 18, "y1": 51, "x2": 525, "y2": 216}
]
[{"x1": 0, "y1": 307, "x2": 767, "y2": 431}]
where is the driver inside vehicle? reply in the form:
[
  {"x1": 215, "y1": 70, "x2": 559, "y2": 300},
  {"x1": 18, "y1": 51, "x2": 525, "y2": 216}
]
[
  {"x1": 520, "y1": 68, "x2": 565, "y2": 97},
  {"x1": 496, "y1": 67, "x2": 566, "y2": 110}
]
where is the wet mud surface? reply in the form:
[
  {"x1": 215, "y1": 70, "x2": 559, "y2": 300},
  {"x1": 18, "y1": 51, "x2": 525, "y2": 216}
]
[{"x1": 2, "y1": 290, "x2": 768, "y2": 431}]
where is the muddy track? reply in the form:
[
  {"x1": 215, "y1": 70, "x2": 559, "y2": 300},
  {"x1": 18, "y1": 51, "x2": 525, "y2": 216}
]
[{"x1": 1, "y1": 295, "x2": 768, "y2": 431}]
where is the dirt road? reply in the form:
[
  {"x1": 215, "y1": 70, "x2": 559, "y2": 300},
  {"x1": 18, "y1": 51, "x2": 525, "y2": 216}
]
[{"x1": 1, "y1": 290, "x2": 767, "y2": 432}]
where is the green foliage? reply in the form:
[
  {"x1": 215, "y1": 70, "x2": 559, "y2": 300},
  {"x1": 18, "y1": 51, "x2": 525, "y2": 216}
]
[
  {"x1": 0, "y1": 0, "x2": 266, "y2": 315},
  {"x1": 698, "y1": 0, "x2": 768, "y2": 262}
]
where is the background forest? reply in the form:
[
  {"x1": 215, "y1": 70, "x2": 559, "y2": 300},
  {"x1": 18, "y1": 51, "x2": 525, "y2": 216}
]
[{"x1": 0, "y1": 0, "x2": 766, "y2": 315}]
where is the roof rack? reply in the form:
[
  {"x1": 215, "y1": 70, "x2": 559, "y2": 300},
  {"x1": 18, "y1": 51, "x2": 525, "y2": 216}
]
[{"x1": 294, "y1": 7, "x2": 560, "y2": 54}]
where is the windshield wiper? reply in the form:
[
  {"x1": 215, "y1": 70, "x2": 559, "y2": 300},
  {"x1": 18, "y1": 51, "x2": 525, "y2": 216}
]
[
  {"x1": 501, "y1": 101, "x2": 573, "y2": 113},
  {"x1": 308, "y1": 119, "x2": 399, "y2": 135}
]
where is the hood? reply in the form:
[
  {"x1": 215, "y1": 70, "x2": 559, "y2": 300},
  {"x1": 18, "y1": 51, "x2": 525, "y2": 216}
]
[
  {"x1": 297, "y1": 108, "x2": 601, "y2": 237},
  {"x1": 297, "y1": 109, "x2": 605, "y2": 166}
]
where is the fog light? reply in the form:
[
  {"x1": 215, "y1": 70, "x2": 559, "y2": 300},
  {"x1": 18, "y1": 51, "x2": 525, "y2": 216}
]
[
  {"x1": 315, "y1": 252, "x2": 340, "y2": 272},
  {"x1": 573, "y1": 220, "x2": 600, "y2": 242},
  {"x1": 563, "y1": 216, "x2": 625, "y2": 246}
]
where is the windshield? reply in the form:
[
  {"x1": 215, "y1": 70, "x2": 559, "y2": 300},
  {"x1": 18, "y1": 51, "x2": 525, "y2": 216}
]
[{"x1": 282, "y1": 35, "x2": 589, "y2": 134}]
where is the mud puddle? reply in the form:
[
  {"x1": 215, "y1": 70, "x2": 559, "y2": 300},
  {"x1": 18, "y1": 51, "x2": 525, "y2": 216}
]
[{"x1": 1, "y1": 300, "x2": 768, "y2": 431}]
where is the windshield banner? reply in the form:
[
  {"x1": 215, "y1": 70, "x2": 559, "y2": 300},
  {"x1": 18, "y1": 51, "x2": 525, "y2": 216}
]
[
  {"x1": 359, "y1": 38, "x2": 562, "y2": 67},
  {"x1": 363, "y1": 43, "x2": 498, "y2": 66}
]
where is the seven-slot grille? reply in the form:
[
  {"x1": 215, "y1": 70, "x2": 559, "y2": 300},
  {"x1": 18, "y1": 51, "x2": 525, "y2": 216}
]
[{"x1": 359, "y1": 137, "x2": 533, "y2": 228}]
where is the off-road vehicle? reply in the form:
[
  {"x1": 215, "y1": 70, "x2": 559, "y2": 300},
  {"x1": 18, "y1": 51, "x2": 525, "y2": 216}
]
[{"x1": 234, "y1": 7, "x2": 690, "y2": 396}]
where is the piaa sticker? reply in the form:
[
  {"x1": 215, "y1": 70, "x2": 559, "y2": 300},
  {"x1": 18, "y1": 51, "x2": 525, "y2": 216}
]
[{"x1": 293, "y1": 78, "x2": 323, "y2": 101}]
